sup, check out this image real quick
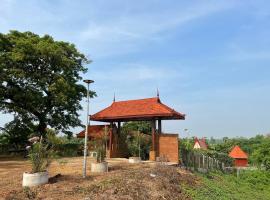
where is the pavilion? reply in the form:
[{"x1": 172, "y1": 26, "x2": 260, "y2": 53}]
[
  {"x1": 229, "y1": 145, "x2": 248, "y2": 167},
  {"x1": 90, "y1": 95, "x2": 185, "y2": 162}
]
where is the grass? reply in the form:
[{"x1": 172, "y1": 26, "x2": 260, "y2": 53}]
[{"x1": 182, "y1": 170, "x2": 270, "y2": 200}]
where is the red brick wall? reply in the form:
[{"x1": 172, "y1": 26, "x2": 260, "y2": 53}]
[
  {"x1": 234, "y1": 159, "x2": 248, "y2": 167},
  {"x1": 158, "y1": 134, "x2": 179, "y2": 163}
]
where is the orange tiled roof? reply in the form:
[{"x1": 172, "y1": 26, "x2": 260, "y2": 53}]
[
  {"x1": 91, "y1": 97, "x2": 185, "y2": 122},
  {"x1": 76, "y1": 125, "x2": 110, "y2": 138},
  {"x1": 229, "y1": 145, "x2": 248, "y2": 159}
]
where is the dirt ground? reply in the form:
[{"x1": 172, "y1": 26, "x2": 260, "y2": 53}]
[{"x1": 0, "y1": 157, "x2": 197, "y2": 200}]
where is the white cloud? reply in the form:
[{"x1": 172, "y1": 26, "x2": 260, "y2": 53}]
[
  {"x1": 78, "y1": 1, "x2": 236, "y2": 58},
  {"x1": 90, "y1": 63, "x2": 184, "y2": 82}
]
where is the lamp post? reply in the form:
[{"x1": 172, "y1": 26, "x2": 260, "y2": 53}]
[
  {"x1": 184, "y1": 128, "x2": 189, "y2": 138},
  {"x1": 83, "y1": 79, "x2": 94, "y2": 178}
]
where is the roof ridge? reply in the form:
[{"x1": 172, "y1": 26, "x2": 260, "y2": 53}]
[
  {"x1": 91, "y1": 96, "x2": 185, "y2": 122},
  {"x1": 113, "y1": 97, "x2": 158, "y2": 103}
]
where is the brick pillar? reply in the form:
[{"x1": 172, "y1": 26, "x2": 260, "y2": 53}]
[{"x1": 150, "y1": 120, "x2": 156, "y2": 161}]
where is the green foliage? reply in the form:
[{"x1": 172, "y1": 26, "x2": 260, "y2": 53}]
[
  {"x1": 121, "y1": 121, "x2": 151, "y2": 159},
  {"x1": 0, "y1": 30, "x2": 95, "y2": 136},
  {"x1": 46, "y1": 130, "x2": 83, "y2": 157},
  {"x1": 204, "y1": 150, "x2": 233, "y2": 166},
  {"x1": 90, "y1": 139, "x2": 106, "y2": 163},
  {"x1": 28, "y1": 138, "x2": 54, "y2": 173},
  {"x1": 209, "y1": 135, "x2": 270, "y2": 168},
  {"x1": 179, "y1": 137, "x2": 193, "y2": 151},
  {"x1": 250, "y1": 137, "x2": 270, "y2": 170},
  {"x1": 90, "y1": 129, "x2": 108, "y2": 163},
  {"x1": 210, "y1": 135, "x2": 265, "y2": 156},
  {"x1": 0, "y1": 115, "x2": 34, "y2": 153},
  {"x1": 122, "y1": 121, "x2": 151, "y2": 135},
  {"x1": 126, "y1": 131, "x2": 149, "y2": 159},
  {"x1": 182, "y1": 170, "x2": 270, "y2": 200}
]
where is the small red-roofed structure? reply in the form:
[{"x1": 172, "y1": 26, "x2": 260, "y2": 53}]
[
  {"x1": 77, "y1": 125, "x2": 110, "y2": 140},
  {"x1": 193, "y1": 137, "x2": 208, "y2": 150},
  {"x1": 77, "y1": 124, "x2": 129, "y2": 157},
  {"x1": 229, "y1": 145, "x2": 248, "y2": 167}
]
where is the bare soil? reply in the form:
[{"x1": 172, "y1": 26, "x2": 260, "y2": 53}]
[{"x1": 0, "y1": 157, "x2": 197, "y2": 200}]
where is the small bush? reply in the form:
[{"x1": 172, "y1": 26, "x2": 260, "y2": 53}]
[
  {"x1": 28, "y1": 137, "x2": 54, "y2": 173},
  {"x1": 47, "y1": 132, "x2": 83, "y2": 157}
]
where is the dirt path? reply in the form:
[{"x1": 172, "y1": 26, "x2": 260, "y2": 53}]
[{"x1": 0, "y1": 157, "x2": 196, "y2": 200}]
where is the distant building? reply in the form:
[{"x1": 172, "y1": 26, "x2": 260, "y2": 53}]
[
  {"x1": 229, "y1": 145, "x2": 248, "y2": 167},
  {"x1": 193, "y1": 137, "x2": 208, "y2": 150},
  {"x1": 76, "y1": 124, "x2": 111, "y2": 140},
  {"x1": 77, "y1": 124, "x2": 128, "y2": 158}
]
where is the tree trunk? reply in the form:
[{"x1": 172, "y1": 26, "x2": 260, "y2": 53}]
[{"x1": 37, "y1": 120, "x2": 47, "y2": 137}]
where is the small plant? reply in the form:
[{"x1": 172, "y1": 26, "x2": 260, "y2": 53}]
[
  {"x1": 91, "y1": 129, "x2": 107, "y2": 163},
  {"x1": 23, "y1": 186, "x2": 37, "y2": 199},
  {"x1": 27, "y1": 136, "x2": 54, "y2": 173},
  {"x1": 94, "y1": 140, "x2": 106, "y2": 163}
]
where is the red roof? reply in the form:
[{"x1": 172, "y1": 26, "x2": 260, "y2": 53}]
[
  {"x1": 91, "y1": 97, "x2": 185, "y2": 122},
  {"x1": 229, "y1": 145, "x2": 248, "y2": 159},
  {"x1": 194, "y1": 137, "x2": 208, "y2": 149},
  {"x1": 76, "y1": 125, "x2": 110, "y2": 138}
]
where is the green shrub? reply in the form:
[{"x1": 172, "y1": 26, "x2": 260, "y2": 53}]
[
  {"x1": 28, "y1": 137, "x2": 54, "y2": 173},
  {"x1": 126, "y1": 131, "x2": 150, "y2": 160},
  {"x1": 250, "y1": 138, "x2": 270, "y2": 170},
  {"x1": 183, "y1": 170, "x2": 270, "y2": 200},
  {"x1": 47, "y1": 131, "x2": 83, "y2": 157}
]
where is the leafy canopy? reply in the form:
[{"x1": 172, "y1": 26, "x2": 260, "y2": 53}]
[
  {"x1": 0, "y1": 31, "x2": 95, "y2": 136},
  {"x1": 122, "y1": 121, "x2": 152, "y2": 135}
]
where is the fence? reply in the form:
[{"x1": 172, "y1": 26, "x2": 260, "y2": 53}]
[{"x1": 180, "y1": 149, "x2": 232, "y2": 173}]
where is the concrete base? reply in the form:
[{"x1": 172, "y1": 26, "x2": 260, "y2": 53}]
[
  {"x1": 128, "y1": 157, "x2": 141, "y2": 164},
  {"x1": 91, "y1": 162, "x2": 108, "y2": 173},
  {"x1": 149, "y1": 151, "x2": 156, "y2": 161},
  {"x1": 22, "y1": 171, "x2": 49, "y2": 187}
]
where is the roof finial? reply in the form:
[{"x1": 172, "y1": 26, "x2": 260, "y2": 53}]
[
  {"x1": 113, "y1": 92, "x2": 115, "y2": 102},
  {"x1": 157, "y1": 88, "x2": 159, "y2": 98}
]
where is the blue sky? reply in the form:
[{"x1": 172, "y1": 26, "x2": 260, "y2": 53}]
[{"x1": 1, "y1": 0, "x2": 270, "y2": 138}]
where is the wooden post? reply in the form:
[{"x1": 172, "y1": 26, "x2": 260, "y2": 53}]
[
  {"x1": 149, "y1": 120, "x2": 156, "y2": 161},
  {"x1": 109, "y1": 122, "x2": 113, "y2": 157},
  {"x1": 158, "y1": 119, "x2": 162, "y2": 134},
  {"x1": 116, "y1": 122, "x2": 121, "y2": 153},
  {"x1": 198, "y1": 154, "x2": 201, "y2": 169},
  {"x1": 117, "y1": 122, "x2": 121, "y2": 135},
  {"x1": 151, "y1": 120, "x2": 156, "y2": 151},
  {"x1": 203, "y1": 155, "x2": 205, "y2": 169}
]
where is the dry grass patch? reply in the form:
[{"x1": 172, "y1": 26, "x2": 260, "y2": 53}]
[{"x1": 0, "y1": 157, "x2": 197, "y2": 200}]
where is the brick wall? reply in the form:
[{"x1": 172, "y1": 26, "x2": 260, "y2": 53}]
[
  {"x1": 234, "y1": 158, "x2": 248, "y2": 167},
  {"x1": 157, "y1": 134, "x2": 179, "y2": 163}
]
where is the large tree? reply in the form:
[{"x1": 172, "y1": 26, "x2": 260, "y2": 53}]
[{"x1": 0, "y1": 31, "x2": 95, "y2": 136}]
